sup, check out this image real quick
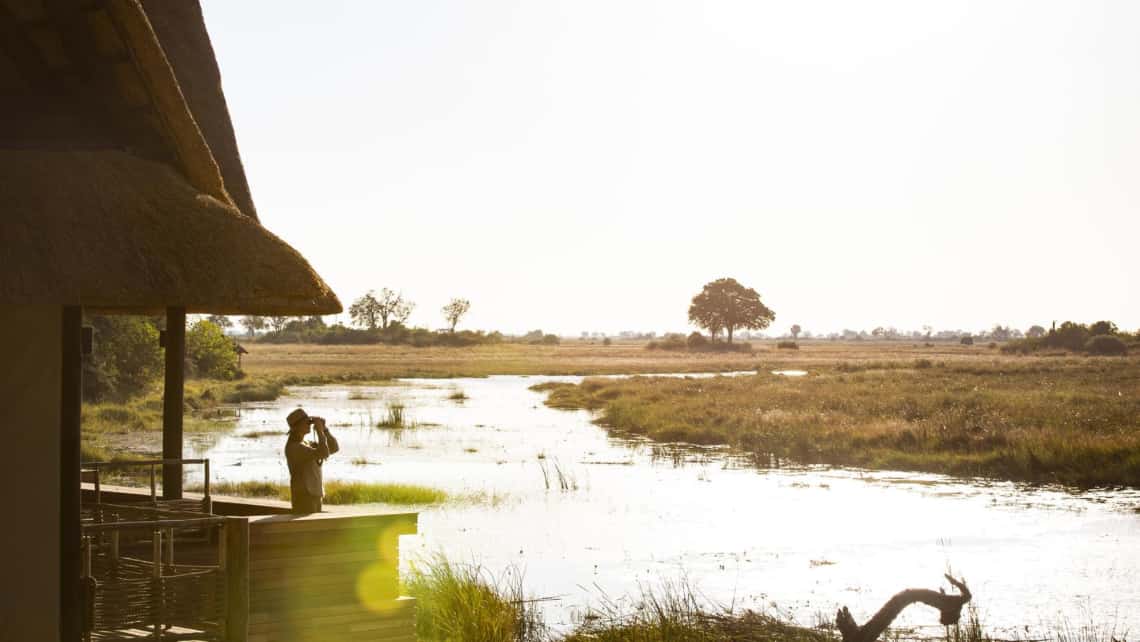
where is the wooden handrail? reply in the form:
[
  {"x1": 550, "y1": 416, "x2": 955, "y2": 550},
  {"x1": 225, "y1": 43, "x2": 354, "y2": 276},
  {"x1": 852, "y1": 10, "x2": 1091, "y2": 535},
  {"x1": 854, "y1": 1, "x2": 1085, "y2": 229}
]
[
  {"x1": 82, "y1": 458, "x2": 210, "y2": 468},
  {"x1": 81, "y1": 516, "x2": 226, "y2": 533}
]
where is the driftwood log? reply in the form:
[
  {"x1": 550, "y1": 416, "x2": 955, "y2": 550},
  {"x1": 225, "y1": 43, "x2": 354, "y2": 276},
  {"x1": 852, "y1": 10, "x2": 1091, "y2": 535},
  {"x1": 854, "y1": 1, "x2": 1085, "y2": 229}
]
[{"x1": 836, "y1": 574, "x2": 972, "y2": 642}]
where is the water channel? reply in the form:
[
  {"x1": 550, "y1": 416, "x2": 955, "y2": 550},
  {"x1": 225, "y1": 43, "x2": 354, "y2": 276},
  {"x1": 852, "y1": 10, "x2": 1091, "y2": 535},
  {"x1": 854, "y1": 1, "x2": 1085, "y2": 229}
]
[{"x1": 186, "y1": 373, "x2": 1140, "y2": 636}]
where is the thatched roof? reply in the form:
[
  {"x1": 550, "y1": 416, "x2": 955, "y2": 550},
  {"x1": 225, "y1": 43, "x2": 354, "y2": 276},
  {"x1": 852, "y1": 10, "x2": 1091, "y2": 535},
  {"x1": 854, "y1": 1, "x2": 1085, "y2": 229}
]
[
  {"x1": 0, "y1": 0, "x2": 341, "y2": 314},
  {"x1": 1, "y1": 150, "x2": 339, "y2": 315},
  {"x1": 142, "y1": 0, "x2": 258, "y2": 220}
]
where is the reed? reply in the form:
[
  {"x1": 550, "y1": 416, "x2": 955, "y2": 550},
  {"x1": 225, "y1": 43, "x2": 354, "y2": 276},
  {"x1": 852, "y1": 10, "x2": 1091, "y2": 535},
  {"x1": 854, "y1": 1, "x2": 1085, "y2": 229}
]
[
  {"x1": 404, "y1": 555, "x2": 545, "y2": 642},
  {"x1": 202, "y1": 479, "x2": 447, "y2": 505},
  {"x1": 377, "y1": 402, "x2": 408, "y2": 428},
  {"x1": 535, "y1": 359, "x2": 1140, "y2": 487}
]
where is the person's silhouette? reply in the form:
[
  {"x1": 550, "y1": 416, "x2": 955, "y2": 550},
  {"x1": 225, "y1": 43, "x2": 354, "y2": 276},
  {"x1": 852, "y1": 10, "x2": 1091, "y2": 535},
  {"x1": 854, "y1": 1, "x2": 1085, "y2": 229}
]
[{"x1": 284, "y1": 408, "x2": 339, "y2": 513}]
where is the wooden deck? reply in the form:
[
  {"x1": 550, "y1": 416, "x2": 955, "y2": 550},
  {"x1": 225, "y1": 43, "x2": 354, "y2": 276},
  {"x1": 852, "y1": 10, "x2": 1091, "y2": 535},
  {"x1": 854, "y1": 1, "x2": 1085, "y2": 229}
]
[{"x1": 81, "y1": 483, "x2": 419, "y2": 642}]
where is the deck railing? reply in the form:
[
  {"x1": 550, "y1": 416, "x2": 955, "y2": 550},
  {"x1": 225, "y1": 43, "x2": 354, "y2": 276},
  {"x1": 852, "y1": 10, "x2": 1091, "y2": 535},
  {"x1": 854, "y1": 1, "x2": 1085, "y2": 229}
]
[{"x1": 83, "y1": 458, "x2": 212, "y2": 515}]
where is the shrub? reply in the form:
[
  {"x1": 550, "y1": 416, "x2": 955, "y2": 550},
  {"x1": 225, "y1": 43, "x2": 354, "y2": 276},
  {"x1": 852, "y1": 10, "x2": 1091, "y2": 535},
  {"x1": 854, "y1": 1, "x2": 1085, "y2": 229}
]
[
  {"x1": 648, "y1": 334, "x2": 687, "y2": 351},
  {"x1": 602, "y1": 337, "x2": 612, "y2": 346},
  {"x1": 1085, "y1": 334, "x2": 1127, "y2": 356},
  {"x1": 777, "y1": 340, "x2": 798, "y2": 350},
  {"x1": 540, "y1": 334, "x2": 560, "y2": 345},
  {"x1": 186, "y1": 320, "x2": 241, "y2": 379},
  {"x1": 686, "y1": 332, "x2": 708, "y2": 350},
  {"x1": 960, "y1": 336, "x2": 974, "y2": 345},
  {"x1": 1089, "y1": 320, "x2": 1118, "y2": 336},
  {"x1": 1000, "y1": 338, "x2": 1041, "y2": 355},
  {"x1": 1046, "y1": 321, "x2": 1090, "y2": 351},
  {"x1": 83, "y1": 315, "x2": 163, "y2": 402}
]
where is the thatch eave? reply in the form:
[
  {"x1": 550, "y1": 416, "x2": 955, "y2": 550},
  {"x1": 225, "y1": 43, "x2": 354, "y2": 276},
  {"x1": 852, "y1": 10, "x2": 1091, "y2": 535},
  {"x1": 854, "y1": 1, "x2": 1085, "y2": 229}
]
[{"x1": 0, "y1": 150, "x2": 341, "y2": 316}]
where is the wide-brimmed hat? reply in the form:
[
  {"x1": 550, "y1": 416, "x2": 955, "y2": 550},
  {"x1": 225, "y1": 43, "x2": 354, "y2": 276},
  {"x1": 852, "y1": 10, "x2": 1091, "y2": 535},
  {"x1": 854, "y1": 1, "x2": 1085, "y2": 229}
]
[{"x1": 286, "y1": 408, "x2": 310, "y2": 431}]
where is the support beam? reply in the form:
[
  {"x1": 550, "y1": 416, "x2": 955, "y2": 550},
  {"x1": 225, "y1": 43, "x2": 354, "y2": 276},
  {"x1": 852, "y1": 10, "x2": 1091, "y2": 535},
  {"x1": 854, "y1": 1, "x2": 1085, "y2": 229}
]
[
  {"x1": 162, "y1": 307, "x2": 186, "y2": 499},
  {"x1": 224, "y1": 517, "x2": 250, "y2": 642},
  {"x1": 60, "y1": 306, "x2": 82, "y2": 642}
]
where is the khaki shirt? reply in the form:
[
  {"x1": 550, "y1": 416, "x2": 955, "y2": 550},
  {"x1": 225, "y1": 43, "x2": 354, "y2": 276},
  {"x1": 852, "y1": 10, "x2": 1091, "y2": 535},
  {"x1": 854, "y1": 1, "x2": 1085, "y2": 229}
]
[{"x1": 285, "y1": 430, "x2": 339, "y2": 500}]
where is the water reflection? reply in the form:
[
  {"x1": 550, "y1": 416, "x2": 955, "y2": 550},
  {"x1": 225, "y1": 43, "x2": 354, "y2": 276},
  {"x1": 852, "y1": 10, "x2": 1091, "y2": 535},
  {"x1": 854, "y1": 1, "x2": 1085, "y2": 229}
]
[{"x1": 191, "y1": 374, "x2": 1140, "y2": 636}]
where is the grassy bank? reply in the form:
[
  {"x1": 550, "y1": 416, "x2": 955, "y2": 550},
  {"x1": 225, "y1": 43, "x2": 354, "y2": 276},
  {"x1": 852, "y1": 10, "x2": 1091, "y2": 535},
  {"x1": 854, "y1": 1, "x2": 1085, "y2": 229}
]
[
  {"x1": 404, "y1": 556, "x2": 832, "y2": 642},
  {"x1": 239, "y1": 340, "x2": 1057, "y2": 381},
  {"x1": 533, "y1": 358, "x2": 1140, "y2": 487},
  {"x1": 404, "y1": 557, "x2": 1118, "y2": 642},
  {"x1": 203, "y1": 480, "x2": 448, "y2": 505}
]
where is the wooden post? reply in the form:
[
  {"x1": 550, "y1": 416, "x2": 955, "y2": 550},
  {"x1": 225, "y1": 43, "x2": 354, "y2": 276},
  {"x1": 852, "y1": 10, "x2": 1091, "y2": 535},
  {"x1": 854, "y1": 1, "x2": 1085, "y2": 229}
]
[
  {"x1": 162, "y1": 307, "x2": 186, "y2": 499},
  {"x1": 224, "y1": 517, "x2": 249, "y2": 642},
  {"x1": 61, "y1": 305, "x2": 83, "y2": 642}
]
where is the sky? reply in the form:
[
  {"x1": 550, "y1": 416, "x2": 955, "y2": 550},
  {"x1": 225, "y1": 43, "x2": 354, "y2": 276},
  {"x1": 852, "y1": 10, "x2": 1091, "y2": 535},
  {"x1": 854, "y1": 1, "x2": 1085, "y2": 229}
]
[{"x1": 200, "y1": 0, "x2": 1139, "y2": 336}]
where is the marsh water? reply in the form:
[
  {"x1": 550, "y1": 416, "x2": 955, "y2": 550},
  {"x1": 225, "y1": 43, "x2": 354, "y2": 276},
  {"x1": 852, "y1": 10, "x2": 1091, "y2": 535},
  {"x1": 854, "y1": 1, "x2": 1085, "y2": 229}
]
[{"x1": 186, "y1": 373, "x2": 1139, "y2": 636}]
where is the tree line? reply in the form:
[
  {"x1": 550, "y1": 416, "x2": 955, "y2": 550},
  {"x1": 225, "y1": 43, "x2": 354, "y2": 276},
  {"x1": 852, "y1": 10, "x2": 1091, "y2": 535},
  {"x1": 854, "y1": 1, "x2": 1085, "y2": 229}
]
[
  {"x1": 84, "y1": 316, "x2": 243, "y2": 403},
  {"x1": 218, "y1": 289, "x2": 500, "y2": 347}
]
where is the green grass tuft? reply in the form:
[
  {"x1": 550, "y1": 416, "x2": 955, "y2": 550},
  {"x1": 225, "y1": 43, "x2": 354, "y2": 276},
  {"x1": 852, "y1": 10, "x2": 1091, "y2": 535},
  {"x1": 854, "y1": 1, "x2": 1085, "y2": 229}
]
[
  {"x1": 404, "y1": 555, "x2": 544, "y2": 642},
  {"x1": 203, "y1": 480, "x2": 447, "y2": 505},
  {"x1": 377, "y1": 402, "x2": 408, "y2": 428}
]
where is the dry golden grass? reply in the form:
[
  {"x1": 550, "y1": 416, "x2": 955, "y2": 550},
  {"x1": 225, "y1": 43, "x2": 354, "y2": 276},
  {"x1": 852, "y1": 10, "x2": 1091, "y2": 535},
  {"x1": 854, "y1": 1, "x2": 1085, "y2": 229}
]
[
  {"x1": 241, "y1": 339, "x2": 1024, "y2": 380},
  {"x1": 534, "y1": 354, "x2": 1140, "y2": 486}
]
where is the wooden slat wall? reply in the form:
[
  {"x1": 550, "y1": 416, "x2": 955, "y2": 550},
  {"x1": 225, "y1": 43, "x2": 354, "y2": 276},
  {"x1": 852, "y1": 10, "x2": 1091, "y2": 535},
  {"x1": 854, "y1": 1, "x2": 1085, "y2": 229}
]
[{"x1": 247, "y1": 513, "x2": 418, "y2": 642}]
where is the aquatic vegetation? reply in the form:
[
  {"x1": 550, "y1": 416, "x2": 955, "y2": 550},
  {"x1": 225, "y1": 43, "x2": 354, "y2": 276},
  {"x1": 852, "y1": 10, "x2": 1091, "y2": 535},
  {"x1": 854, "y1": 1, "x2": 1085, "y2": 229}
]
[
  {"x1": 535, "y1": 359, "x2": 1140, "y2": 486},
  {"x1": 237, "y1": 429, "x2": 280, "y2": 439},
  {"x1": 377, "y1": 402, "x2": 408, "y2": 428},
  {"x1": 538, "y1": 457, "x2": 578, "y2": 491},
  {"x1": 405, "y1": 555, "x2": 545, "y2": 642},
  {"x1": 203, "y1": 480, "x2": 447, "y2": 505},
  {"x1": 218, "y1": 380, "x2": 286, "y2": 403},
  {"x1": 448, "y1": 389, "x2": 469, "y2": 402},
  {"x1": 323, "y1": 480, "x2": 446, "y2": 505},
  {"x1": 564, "y1": 582, "x2": 831, "y2": 642}
]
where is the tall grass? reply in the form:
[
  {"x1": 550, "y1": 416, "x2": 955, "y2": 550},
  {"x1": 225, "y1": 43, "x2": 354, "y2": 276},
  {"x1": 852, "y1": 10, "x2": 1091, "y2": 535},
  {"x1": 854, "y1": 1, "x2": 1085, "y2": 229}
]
[
  {"x1": 538, "y1": 457, "x2": 578, "y2": 491},
  {"x1": 404, "y1": 557, "x2": 1122, "y2": 642},
  {"x1": 202, "y1": 480, "x2": 447, "y2": 505},
  {"x1": 535, "y1": 359, "x2": 1140, "y2": 486},
  {"x1": 405, "y1": 555, "x2": 546, "y2": 642},
  {"x1": 564, "y1": 581, "x2": 830, "y2": 642},
  {"x1": 377, "y1": 402, "x2": 408, "y2": 428}
]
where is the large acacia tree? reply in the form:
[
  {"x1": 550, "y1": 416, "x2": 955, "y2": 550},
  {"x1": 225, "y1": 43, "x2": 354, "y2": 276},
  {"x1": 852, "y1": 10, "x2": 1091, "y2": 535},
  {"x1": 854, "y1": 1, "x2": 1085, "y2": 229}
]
[
  {"x1": 688, "y1": 277, "x2": 775, "y2": 343},
  {"x1": 351, "y1": 289, "x2": 414, "y2": 330}
]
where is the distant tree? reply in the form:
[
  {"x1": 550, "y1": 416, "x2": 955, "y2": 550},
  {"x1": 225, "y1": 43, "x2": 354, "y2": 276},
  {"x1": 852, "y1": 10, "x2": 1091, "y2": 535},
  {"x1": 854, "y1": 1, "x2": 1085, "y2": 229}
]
[
  {"x1": 1026, "y1": 325, "x2": 1046, "y2": 338},
  {"x1": 239, "y1": 315, "x2": 266, "y2": 338},
  {"x1": 990, "y1": 325, "x2": 1011, "y2": 341},
  {"x1": 349, "y1": 291, "x2": 382, "y2": 330},
  {"x1": 1089, "y1": 320, "x2": 1118, "y2": 336},
  {"x1": 83, "y1": 316, "x2": 163, "y2": 401},
  {"x1": 790, "y1": 324, "x2": 802, "y2": 340},
  {"x1": 374, "y1": 288, "x2": 414, "y2": 330},
  {"x1": 960, "y1": 336, "x2": 974, "y2": 345},
  {"x1": 186, "y1": 320, "x2": 241, "y2": 379},
  {"x1": 872, "y1": 327, "x2": 885, "y2": 339},
  {"x1": 205, "y1": 314, "x2": 232, "y2": 330},
  {"x1": 687, "y1": 278, "x2": 774, "y2": 343},
  {"x1": 922, "y1": 325, "x2": 933, "y2": 340},
  {"x1": 267, "y1": 316, "x2": 289, "y2": 333},
  {"x1": 442, "y1": 298, "x2": 471, "y2": 333}
]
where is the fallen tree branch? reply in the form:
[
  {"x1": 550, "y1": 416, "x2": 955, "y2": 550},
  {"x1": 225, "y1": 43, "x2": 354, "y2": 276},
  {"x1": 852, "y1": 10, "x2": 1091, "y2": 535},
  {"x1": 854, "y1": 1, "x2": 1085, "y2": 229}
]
[{"x1": 836, "y1": 574, "x2": 972, "y2": 642}]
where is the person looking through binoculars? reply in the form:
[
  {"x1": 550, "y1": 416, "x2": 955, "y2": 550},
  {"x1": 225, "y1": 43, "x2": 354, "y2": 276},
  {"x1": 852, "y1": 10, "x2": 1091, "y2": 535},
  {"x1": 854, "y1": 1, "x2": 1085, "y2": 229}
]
[{"x1": 285, "y1": 408, "x2": 339, "y2": 514}]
